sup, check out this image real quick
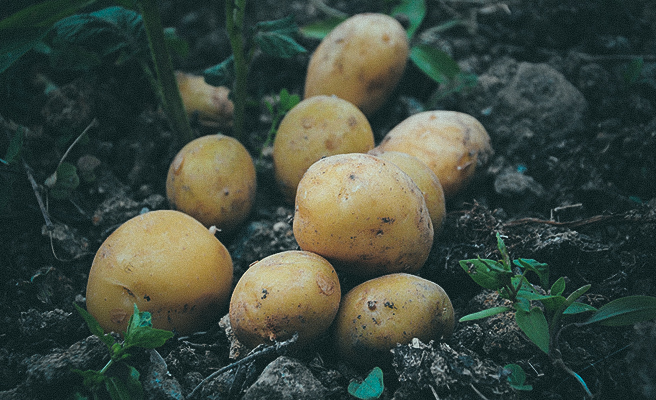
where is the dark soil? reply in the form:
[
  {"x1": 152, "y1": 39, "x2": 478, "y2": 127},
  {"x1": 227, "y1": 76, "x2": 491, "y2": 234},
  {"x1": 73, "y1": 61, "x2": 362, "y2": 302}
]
[{"x1": 1, "y1": 1, "x2": 656, "y2": 399}]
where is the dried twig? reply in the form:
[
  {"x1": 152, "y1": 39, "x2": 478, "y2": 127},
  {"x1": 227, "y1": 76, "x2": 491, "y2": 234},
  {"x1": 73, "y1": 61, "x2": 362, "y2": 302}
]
[{"x1": 187, "y1": 333, "x2": 299, "y2": 399}]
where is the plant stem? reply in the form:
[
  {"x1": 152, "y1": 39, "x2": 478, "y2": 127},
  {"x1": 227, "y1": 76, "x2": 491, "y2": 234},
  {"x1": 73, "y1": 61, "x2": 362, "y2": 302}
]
[
  {"x1": 138, "y1": 0, "x2": 194, "y2": 145},
  {"x1": 225, "y1": 0, "x2": 248, "y2": 143}
]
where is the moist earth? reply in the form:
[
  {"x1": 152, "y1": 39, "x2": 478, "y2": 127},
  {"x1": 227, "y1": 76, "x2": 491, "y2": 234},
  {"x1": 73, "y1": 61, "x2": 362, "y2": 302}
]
[{"x1": 1, "y1": 1, "x2": 655, "y2": 399}]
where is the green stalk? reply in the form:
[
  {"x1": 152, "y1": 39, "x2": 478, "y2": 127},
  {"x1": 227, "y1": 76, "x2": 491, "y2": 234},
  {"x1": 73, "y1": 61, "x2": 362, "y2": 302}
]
[
  {"x1": 225, "y1": 0, "x2": 248, "y2": 143},
  {"x1": 138, "y1": 0, "x2": 194, "y2": 145}
]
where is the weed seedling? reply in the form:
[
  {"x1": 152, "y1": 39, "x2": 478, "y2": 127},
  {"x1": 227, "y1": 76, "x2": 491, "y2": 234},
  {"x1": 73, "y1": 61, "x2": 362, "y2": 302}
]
[
  {"x1": 459, "y1": 233, "x2": 656, "y2": 397},
  {"x1": 73, "y1": 303, "x2": 174, "y2": 400}
]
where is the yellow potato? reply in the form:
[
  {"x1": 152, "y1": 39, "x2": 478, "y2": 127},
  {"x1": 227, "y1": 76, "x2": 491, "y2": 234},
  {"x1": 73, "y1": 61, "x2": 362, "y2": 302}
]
[
  {"x1": 166, "y1": 134, "x2": 256, "y2": 236},
  {"x1": 273, "y1": 95, "x2": 374, "y2": 203},
  {"x1": 333, "y1": 273, "x2": 454, "y2": 367},
  {"x1": 293, "y1": 153, "x2": 433, "y2": 277},
  {"x1": 368, "y1": 149, "x2": 446, "y2": 232},
  {"x1": 175, "y1": 71, "x2": 233, "y2": 129},
  {"x1": 304, "y1": 13, "x2": 409, "y2": 115},
  {"x1": 86, "y1": 210, "x2": 233, "y2": 335},
  {"x1": 377, "y1": 111, "x2": 493, "y2": 199},
  {"x1": 229, "y1": 250, "x2": 341, "y2": 348}
]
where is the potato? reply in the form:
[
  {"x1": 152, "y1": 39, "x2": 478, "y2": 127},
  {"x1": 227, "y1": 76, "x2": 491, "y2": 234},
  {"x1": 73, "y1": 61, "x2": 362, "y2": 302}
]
[
  {"x1": 166, "y1": 134, "x2": 256, "y2": 236},
  {"x1": 293, "y1": 153, "x2": 433, "y2": 277},
  {"x1": 229, "y1": 250, "x2": 341, "y2": 348},
  {"x1": 304, "y1": 13, "x2": 409, "y2": 115},
  {"x1": 86, "y1": 210, "x2": 233, "y2": 335},
  {"x1": 368, "y1": 149, "x2": 446, "y2": 232},
  {"x1": 377, "y1": 111, "x2": 493, "y2": 199},
  {"x1": 273, "y1": 95, "x2": 375, "y2": 202},
  {"x1": 176, "y1": 71, "x2": 233, "y2": 129},
  {"x1": 333, "y1": 273, "x2": 454, "y2": 367}
]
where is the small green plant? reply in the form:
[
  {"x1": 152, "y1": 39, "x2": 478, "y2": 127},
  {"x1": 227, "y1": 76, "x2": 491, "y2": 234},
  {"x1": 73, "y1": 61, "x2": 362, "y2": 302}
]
[
  {"x1": 459, "y1": 233, "x2": 656, "y2": 397},
  {"x1": 203, "y1": 1, "x2": 307, "y2": 144},
  {"x1": 300, "y1": 0, "x2": 477, "y2": 94},
  {"x1": 348, "y1": 367, "x2": 384, "y2": 400},
  {"x1": 262, "y1": 88, "x2": 300, "y2": 147},
  {"x1": 73, "y1": 303, "x2": 174, "y2": 400}
]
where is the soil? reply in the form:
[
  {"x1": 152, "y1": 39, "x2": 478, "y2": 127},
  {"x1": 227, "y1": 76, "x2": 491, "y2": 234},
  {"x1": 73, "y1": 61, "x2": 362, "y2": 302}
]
[{"x1": 1, "y1": 1, "x2": 656, "y2": 399}]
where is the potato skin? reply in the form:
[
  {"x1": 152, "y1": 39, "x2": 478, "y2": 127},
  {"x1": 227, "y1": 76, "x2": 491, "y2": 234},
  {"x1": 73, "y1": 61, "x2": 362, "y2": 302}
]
[
  {"x1": 333, "y1": 273, "x2": 454, "y2": 367},
  {"x1": 368, "y1": 149, "x2": 446, "y2": 233},
  {"x1": 176, "y1": 71, "x2": 233, "y2": 129},
  {"x1": 304, "y1": 13, "x2": 409, "y2": 115},
  {"x1": 378, "y1": 111, "x2": 493, "y2": 199},
  {"x1": 86, "y1": 210, "x2": 233, "y2": 335},
  {"x1": 166, "y1": 134, "x2": 256, "y2": 236},
  {"x1": 273, "y1": 95, "x2": 374, "y2": 203},
  {"x1": 229, "y1": 251, "x2": 341, "y2": 348},
  {"x1": 293, "y1": 153, "x2": 433, "y2": 277}
]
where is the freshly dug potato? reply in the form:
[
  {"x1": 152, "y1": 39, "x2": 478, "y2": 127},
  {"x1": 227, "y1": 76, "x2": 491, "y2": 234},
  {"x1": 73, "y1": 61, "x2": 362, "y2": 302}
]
[
  {"x1": 86, "y1": 210, "x2": 233, "y2": 335},
  {"x1": 377, "y1": 111, "x2": 493, "y2": 199},
  {"x1": 229, "y1": 251, "x2": 341, "y2": 348},
  {"x1": 273, "y1": 95, "x2": 375, "y2": 202},
  {"x1": 333, "y1": 273, "x2": 454, "y2": 367},
  {"x1": 166, "y1": 134, "x2": 256, "y2": 236},
  {"x1": 176, "y1": 71, "x2": 233, "y2": 129},
  {"x1": 293, "y1": 153, "x2": 433, "y2": 277},
  {"x1": 368, "y1": 149, "x2": 446, "y2": 232},
  {"x1": 304, "y1": 13, "x2": 409, "y2": 115}
]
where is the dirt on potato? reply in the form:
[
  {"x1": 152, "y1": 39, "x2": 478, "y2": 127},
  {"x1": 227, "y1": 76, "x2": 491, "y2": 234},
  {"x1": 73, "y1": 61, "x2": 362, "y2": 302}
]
[{"x1": 1, "y1": 1, "x2": 656, "y2": 400}]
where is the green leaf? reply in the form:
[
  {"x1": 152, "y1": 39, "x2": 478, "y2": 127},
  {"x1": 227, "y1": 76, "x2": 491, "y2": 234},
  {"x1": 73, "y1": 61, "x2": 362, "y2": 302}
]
[
  {"x1": 348, "y1": 367, "x2": 384, "y2": 400},
  {"x1": 581, "y1": 296, "x2": 656, "y2": 327},
  {"x1": 410, "y1": 44, "x2": 460, "y2": 85},
  {"x1": 254, "y1": 16, "x2": 307, "y2": 59},
  {"x1": 550, "y1": 277, "x2": 566, "y2": 296},
  {"x1": 623, "y1": 57, "x2": 644, "y2": 85},
  {"x1": 278, "y1": 88, "x2": 300, "y2": 111},
  {"x1": 299, "y1": 16, "x2": 344, "y2": 40},
  {"x1": 122, "y1": 304, "x2": 173, "y2": 352},
  {"x1": 496, "y1": 232, "x2": 510, "y2": 267},
  {"x1": 390, "y1": 0, "x2": 426, "y2": 39},
  {"x1": 517, "y1": 286, "x2": 567, "y2": 313},
  {"x1": 563, "y1": 301, "x2": 597, "y2": 315},
  {"x1": 0, "y1": 27, "x2": 50, "y2": 74},
  {"x1": 564, "y1": 284, "x2": 592, "y2": 308},
  {"x1": 73, "y1": 368, "x2": 106, "y2": 388},
  {"x1": 514, "y1": 306, "x2": 550, "y2": 354},
  {"x1": 504, "y1": 364, "x2": 533, "y2": 391},
  {"x1": 514, "y1": 259, "x2": 549, "y2": 288},
  {"x1": 74, "y1": 303, "x2": 116, "y2": 349},
  {"x1": 0, "y1": 0, "x2": 97, "y2": 29},
  {"x1": 204, "y1": 55, "x2": 235, "y2": 87},
  {"x1": 46, "y1": 6, "x2": 147, "y2": 70},
  {"x1": 459, "y1": 259, "x2": 510, "y2": 291},
  {"x1": 459, "y1": 306, "x2": 511, "y2": 322},
  {"x1": 105, "y1": 372, "x2": 143, "y2": 400}
]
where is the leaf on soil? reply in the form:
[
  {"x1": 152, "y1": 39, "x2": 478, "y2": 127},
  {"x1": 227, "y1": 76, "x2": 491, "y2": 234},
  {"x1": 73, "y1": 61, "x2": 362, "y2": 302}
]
[
  {"x1": 348, "y1": 367, "x2": 384, "y2": 400},
  {"x1": 459, "y1": 306, "x2": 511, "y2": 322},
  {"x1": 503, "y1": 363, "x2": 533, "y2": 391},
  {"x1": 580, "y1": 295, "x2": 656, "y2": 326}
]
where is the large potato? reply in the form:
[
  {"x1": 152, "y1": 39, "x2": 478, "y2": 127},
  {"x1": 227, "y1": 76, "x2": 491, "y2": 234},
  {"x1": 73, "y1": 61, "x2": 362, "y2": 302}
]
[
  {"x1": 304, "y1": 13, "x2": 409, "y2": 115},
  {"x1": 293, "y1": 153, "x2": 433, "y2": 277},
  {"x1": 368, "y1": 149, "x2": 446, "y2": 232},
  {"x1": 229, "y1": 250, "x2": 341, "y2": 348},
  {"x1": 377, "y1": 111, "x2": 493, "y2": 199},
  {"x1": 166, "y1": 134, "x2": 256, "y2": 236},
  {"x1": 273, "y1": 95, "x2": 374, "y2": 203},
  {"x1": 86, "y1": 210, "x2": 233, "y2": 335},
  {"x1": 333, "y1": 273, "x2": 454, "y2": 367}
]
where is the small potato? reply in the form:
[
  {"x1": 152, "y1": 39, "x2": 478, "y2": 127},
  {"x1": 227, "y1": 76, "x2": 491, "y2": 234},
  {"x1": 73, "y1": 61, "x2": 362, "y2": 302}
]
[
  {"x1": 86, "y1": 210, "x2": 233, "y2": 335},
  {"x1": 304, "y1": 13, "x2": 409, "y2": 115},
  {"x1": 176, "y1": 71, "x2": 233, "y2": 129},
  {"x1": 293, "y1": 153, "x2": 433, "y2": 277},
  {"x1": 377, "y1": 111, "x2": 493, "y2": 199},
  {"x1": 273, "y1": 95, "x2": 374, "y2": 202},
  {"x1": 166, "y1": 134, "x2": 256, "y2": 236},
  {"x1": 229, "y1": 250, "x2": 341, "y2": 348},
  {"x1": 368, "y1": 149, "x2": 446, "y2": 232},
  {"x1": 333, "y1": 273, "x2": 454, "y2": 367}
]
